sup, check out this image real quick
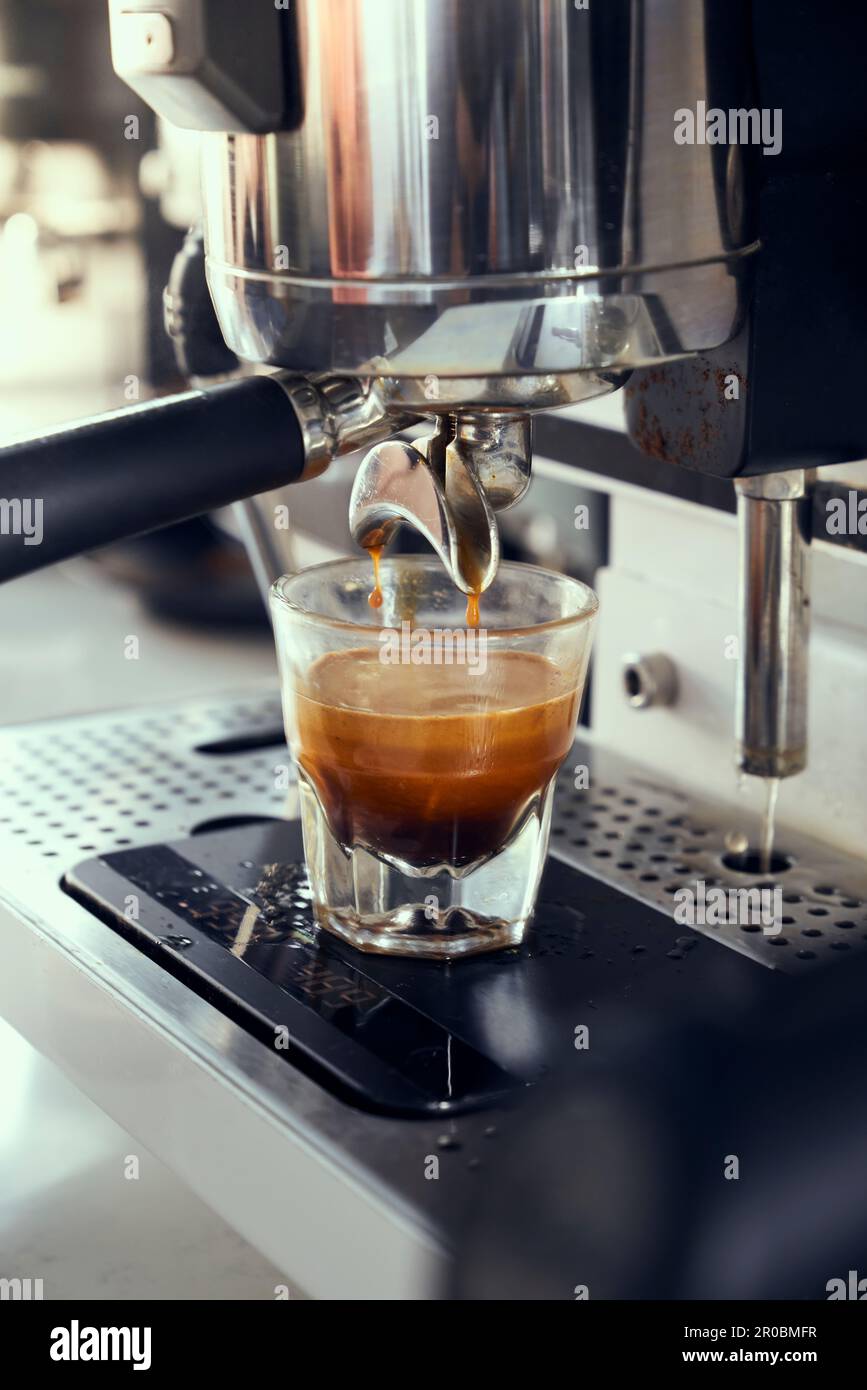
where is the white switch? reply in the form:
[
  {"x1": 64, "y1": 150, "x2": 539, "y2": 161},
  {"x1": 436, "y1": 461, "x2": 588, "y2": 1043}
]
[{"x1": 111, "y1": 12, "x2": 176, "y2": 72}]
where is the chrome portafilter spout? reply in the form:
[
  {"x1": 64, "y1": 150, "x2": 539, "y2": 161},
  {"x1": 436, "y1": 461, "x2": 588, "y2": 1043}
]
[{"x1": 349, "y1": 413, "x2": 531, "y2": 594}]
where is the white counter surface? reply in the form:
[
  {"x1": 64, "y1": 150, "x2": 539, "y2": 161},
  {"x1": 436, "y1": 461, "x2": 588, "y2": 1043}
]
[{"x1": 0, "y1": 561, "x2": 301, "y2": 1300}]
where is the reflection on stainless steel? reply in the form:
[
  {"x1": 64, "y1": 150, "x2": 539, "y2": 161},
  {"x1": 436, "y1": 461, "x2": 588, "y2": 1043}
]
[
  {"x1": 445, "y1": 414, "x2": 532, "y2": 514},
  {"x1": 349, "y1": 430, "x2": 498, "y2": 596},
  {"x1": 200, "y1": 0, "x2": 758, "y2": 405},
  {"x1": 373, "y1": 367, "x2": 626, "y2": 415},
  {"x1": 735, "y1": 471, "x2": 812, "y2": 779},
  {"x1": 274, "y1": 373, "x2": 420, "y2": 480},
  {"x1": 236, "y1": 373, "x2": 422, "y2": 598},
  {"x1": 232, "y1": 494, "x2": 298, "y2": 607},
  {"x1": 349, "y1": 410, "x2": 537, "y2": 593}
]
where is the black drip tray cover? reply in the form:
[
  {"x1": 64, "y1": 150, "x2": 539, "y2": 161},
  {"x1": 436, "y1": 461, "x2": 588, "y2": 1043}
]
[{"x1": 63, "y1": 819, "x2": 770, "y2": 1117}]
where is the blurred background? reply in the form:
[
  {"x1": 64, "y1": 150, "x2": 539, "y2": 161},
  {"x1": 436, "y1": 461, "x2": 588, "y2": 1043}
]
[
  {"x1": 0, "y1": 0, "x2": 294, "y2": 1298},
  {"x1": 0, "y1": 0, "x2": 282, "y2": 728}
]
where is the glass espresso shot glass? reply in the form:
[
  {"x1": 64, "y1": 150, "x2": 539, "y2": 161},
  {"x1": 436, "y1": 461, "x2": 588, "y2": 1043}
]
[{"x1": 270, "y1": 556, "x2": 597, "y2": 959}]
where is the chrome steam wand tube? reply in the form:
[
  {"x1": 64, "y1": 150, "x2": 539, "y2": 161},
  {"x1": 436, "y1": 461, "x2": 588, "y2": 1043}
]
[{"x1": 735, "y1": 472, "x2": 812, "y2": 779}]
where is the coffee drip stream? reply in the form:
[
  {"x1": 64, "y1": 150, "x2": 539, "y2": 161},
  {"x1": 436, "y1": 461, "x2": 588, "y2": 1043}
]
[
  {"x1": 365, "y1": 542, "x2": 481, "y2": 628},
  {"x1": 349, "y1": 414, "x2": 532, "y2": 630}
]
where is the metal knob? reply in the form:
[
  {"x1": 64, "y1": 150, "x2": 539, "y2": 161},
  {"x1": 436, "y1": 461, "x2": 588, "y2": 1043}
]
[{"x1": 622, "y1": 653, "x2": 679, "y2": 710}]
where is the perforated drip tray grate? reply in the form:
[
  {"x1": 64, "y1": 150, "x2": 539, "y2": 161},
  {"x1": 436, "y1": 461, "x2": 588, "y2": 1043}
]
[
  {"x1": 0, "y1": 694, "x2": 290, "y2": 865},
  {"x1": 550, "y1": 756, "x2": 867, "y2": 972},
  {"x1": 0, "y1": 691, "x2": 866, "y2": 976}
]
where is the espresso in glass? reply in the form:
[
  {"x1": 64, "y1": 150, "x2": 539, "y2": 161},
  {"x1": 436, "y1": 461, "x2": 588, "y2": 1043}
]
[
  {"x1": 271, "y1": 557, "x2": 597, "y2": 959},
  {"x1": 295, "y1": 648, "x2": 579, "y2": 871}
]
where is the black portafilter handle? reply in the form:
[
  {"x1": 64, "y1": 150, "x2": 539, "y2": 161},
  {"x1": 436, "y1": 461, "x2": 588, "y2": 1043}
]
[{"x1": 0, "y1": 374, "x2": 306, "y2": 583}]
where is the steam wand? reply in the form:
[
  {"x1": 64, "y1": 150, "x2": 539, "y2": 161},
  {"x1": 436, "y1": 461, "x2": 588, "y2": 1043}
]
[{"x1": 734, "y1": 470, "x2": 812, "y2": 869}]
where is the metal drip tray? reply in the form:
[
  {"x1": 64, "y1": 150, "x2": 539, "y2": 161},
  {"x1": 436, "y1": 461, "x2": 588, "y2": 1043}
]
[
  {"x1": 1, "y1": 690, "x2": 866, "y2": 1297},
  {"x1": 548, "y1": 755, "x2": 867, "y2": 972}
]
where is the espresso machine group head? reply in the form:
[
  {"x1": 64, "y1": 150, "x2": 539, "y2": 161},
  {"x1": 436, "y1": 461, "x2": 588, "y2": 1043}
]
[
  {"x1": 108, "y1": 0, "x2": 758, "y2": 592},
  {"x1": 2, "y1": 0, "x2": 866, "y2": 779},
  {"x1": 0, "y1": 0, "x2": 758, "y2": 573}
]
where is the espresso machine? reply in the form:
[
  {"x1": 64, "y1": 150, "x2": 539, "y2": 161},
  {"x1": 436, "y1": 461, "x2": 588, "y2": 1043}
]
[{"x1": 2, "y1": 0, "x2": 867, "y2": 1300}]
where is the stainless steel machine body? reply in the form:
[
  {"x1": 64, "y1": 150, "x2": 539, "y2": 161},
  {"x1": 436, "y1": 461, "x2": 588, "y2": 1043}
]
[
  {"x1": 110, "y1": 0, "x2": 769, "y2": 613},
  {"x1": 3, "y1": 0, "x2": 867, "y2": 1302},
  {"x1": 192, "y1": 0, "x2": 757, "y2": 409}
]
